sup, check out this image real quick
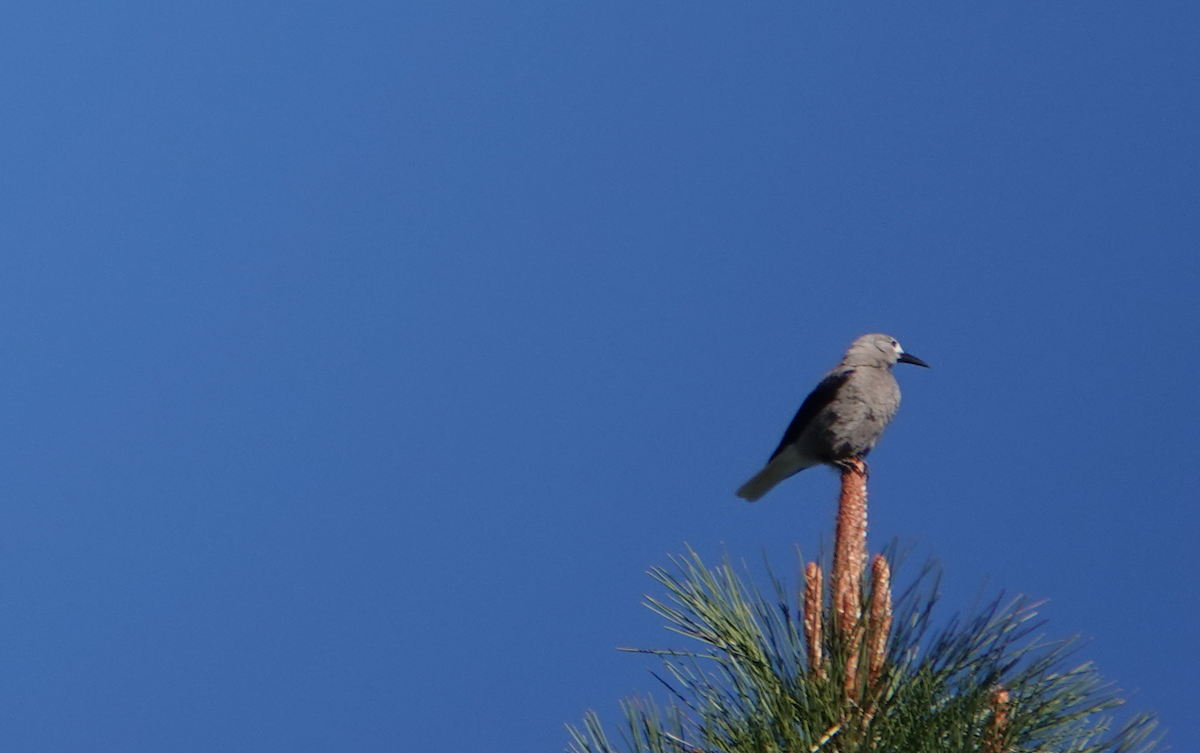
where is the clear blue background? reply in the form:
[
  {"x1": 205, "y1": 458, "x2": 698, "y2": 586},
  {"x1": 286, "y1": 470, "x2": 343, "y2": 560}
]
[{"x1": 0, "y1": 2, "x2": 1195, "y2": 751}]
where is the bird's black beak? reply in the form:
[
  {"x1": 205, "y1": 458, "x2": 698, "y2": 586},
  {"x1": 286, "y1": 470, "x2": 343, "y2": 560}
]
[{"x1": 898, "y1": 352, "x2": 930, "y2": 368}]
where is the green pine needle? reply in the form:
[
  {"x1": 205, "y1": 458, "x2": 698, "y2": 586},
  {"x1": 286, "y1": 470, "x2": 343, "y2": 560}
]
[{"x1": 567, "y1": 548, "x2": 1159, "y2": 753}]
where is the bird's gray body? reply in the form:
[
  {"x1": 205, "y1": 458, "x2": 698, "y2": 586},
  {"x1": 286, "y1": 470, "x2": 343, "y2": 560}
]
[{"x1": 736, "y1": 334, "x2": 927, "y2": 502}]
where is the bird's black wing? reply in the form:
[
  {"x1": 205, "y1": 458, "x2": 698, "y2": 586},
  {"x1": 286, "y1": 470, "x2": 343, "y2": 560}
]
[{"x1": 767, "y1": 369, "x2": 853, "y2": 461}]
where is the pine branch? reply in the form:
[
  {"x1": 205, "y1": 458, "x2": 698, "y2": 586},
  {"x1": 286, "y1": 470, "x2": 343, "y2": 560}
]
[{"x1": 569, "y1": 550, "x2": 1159, "y2": 753}]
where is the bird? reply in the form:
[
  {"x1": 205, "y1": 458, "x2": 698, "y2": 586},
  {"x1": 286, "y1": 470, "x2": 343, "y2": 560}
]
[{"x1": 736, "y1": 334, "x2": 929, "y2": 502}]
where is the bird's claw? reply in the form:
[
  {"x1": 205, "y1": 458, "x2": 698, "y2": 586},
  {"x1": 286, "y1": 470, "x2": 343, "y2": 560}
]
[{"x1": 834, "y1": 457, "x2": 869, "y2": 477}]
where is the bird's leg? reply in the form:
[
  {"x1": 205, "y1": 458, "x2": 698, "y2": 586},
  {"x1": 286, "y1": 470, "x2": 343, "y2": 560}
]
[{"x1": 834, "y1": 457, "x2": 869, "y2": 477}]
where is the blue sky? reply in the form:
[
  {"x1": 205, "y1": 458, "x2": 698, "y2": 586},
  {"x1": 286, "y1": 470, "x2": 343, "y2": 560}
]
[{"x1": 0, "y1": 2, "x2": 1196, "y2": 751}]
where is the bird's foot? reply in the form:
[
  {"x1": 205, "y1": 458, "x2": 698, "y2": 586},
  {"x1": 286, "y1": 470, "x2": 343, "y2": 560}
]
[{"x1": 834, "y1": 457, "x2": 869, "y2": 477}]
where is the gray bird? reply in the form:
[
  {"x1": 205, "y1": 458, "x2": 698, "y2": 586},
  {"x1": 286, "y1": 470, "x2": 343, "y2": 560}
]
[{"x1": 736, "y1": 334, "x2": 929, "y2": 502}]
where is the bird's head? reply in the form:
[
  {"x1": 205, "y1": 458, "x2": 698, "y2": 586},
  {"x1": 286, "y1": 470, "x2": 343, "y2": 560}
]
[{"x1": 844, "y1": 333, "x2": 930, "y2": 369}]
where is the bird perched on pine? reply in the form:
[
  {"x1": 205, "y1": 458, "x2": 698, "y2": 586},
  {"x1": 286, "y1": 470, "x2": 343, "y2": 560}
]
[{"x1": 736, "y1": 334, "x2": 928, "y2": 502}]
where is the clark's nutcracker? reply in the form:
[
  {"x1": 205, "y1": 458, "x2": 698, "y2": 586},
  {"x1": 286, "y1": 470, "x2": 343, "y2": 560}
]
[{"x1": 736, "y1": 334, "x2": 928, "y2": 502}]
